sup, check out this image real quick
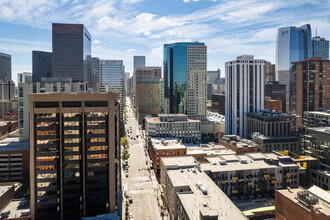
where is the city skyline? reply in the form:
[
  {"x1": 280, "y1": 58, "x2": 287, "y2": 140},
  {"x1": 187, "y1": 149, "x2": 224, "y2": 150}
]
[{"x1": 0, "y1": 0, "x2": 329, "y2": 83}]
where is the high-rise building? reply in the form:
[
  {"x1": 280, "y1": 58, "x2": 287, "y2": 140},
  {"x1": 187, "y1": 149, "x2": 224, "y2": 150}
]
[
  {"x1": 211, "y1": 94, "x2": 225, "y2": 115},
  {"x1": 32, "y1": 51, "x2": 52, "y2": 82},
  {"x1": 225, "y1": 55, "x2": 265, "y2": 138},
  {"x1": 99, "y1": 60, "x2": 125, "y2": 119},
  {"x1": 18, "y1": 81, "x2": 87, "y2": 141},
  {"x1": 312, "y1": 36, "x2": 329, "y2": 60},
  {"x1": 292, "y1": 57, "x2": 330, "y2": 126},
  {"x1": 29, "y1": 93, "x2": 121, "y2": 220},
  {"x1": 132, "y1": 56, "x2": 145, "y2": 94},
  {"x1": 163, "y1": 42, "x2": 207, "y2": 120},
  {"x1": 276, "y1": 24, "x2": 312, "y2": 113},
  {"x1": 265, "y1": 81, "x2": 286, "y2": 112},
  {"x1": 207, "y1": 69, "x2": 221, "y2": 94},
  {"x1": 207, "y1": 82, "x2": 213, "y2": 100},
  {"x1": 0, "y1": 79, "x2": 16, "y2": 119},
  {"x1": 91, "y1": 57, "x2": 100, "y2": 91},
  {"x1": 303, "y1": 111, "x2": 330, "y2": 127},
  {"x1": 17, "y1": 72, "x2": 32, "y2": 83},
  {"x1": 52, "y1": 23, "x2": 92, "y2": 87},
  {"x1": 0, "y1": 52, "x2": 11, "y2": 80},
  {"x1": 265, "y1": 61, "x2": 275, "y2": 84}
]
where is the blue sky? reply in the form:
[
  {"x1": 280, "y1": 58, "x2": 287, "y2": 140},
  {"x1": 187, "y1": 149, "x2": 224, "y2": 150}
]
[{"x1": 0, "y1": 0, "x2": 329, "y2": 83}]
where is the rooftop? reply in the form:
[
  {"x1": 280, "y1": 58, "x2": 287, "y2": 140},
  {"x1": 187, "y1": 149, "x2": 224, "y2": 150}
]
[
  {"x1": 207, "y1": 112, "x2": 225, "y2": 123},
  {"x1": 146, "y1": 115, "x2": 200, "y2": 123},
  {"x1": 304, "y1": 111, "x2": 330, "y2": 116},
  {"x1": 0, "y1": 199, "x2": 30, "y2": 219},
  {"x1": 187, "y1": 144, "x2": 235, "y2": 157},
  {"x1": 220, "y1": 135, "x2": 254, "y2": 148},
  {"x1": 0, "y1": 137, "x2": 29, "y2": 152},
  {"x1": 0, "y1": 182, "x2": 22, "y2": 198},
  {"x1": 161, "y1": 156, "x2": 197, "y2": 168},
  {"x1": 167, "y1": 168, "x2": 245, "y2": 219},
  {"x1": 306, "y1": 127, "x2": 330, "y2": 134},
  {"x1": 246, "y1": 109, "x2": 295, "y2": 119},
  {"x1": 201, "y1": 153, "x2": 298, "y2": 172},
  {"x1": 150, "y1": 137, "x2": 187, "y2": 150},
  {"x1": 277, "y1": 186, "x2": 330, "y2": 216},
  {"x1": 252, "y1": 132, "x2": 298, "y2": 140}
]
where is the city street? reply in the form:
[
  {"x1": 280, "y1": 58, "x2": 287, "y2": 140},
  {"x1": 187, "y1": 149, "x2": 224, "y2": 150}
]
[{"x1": 122, "y1": 97, "x2": 162, "y2": 220}]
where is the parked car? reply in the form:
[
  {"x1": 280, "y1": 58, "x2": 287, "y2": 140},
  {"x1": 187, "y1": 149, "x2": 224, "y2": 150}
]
[
  {"x1": 129, "y1": 196, "x2": 133, "y2": 203},
  {"x1": 129, "y1": 212, "x2": 133, "y2": 218},
  {"x1": 125, "y1": 171, "x2": 128, "y2": 177}
]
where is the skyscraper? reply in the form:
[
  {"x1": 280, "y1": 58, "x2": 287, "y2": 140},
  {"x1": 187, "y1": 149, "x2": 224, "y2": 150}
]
[
  {"x1": 163, "y1": 42, "x2": 207, "y2": 120},
  {"x1": 32, "y1": 51, "x2": 52, "y2": 82},
  {"x1": 99, "y1": 60, "x2": 125, "y2": 119},
  {"x1": 265, "y1": 61, "x2": 275, "y2": 84},
  {"x1": 91, "y1": 57, "x2": 100, "y2": 91},
  {"x1": 207, "y1": 69, "x2": 221, "y2": 94},
  {"x1": 52, "y1": 23, "x2": 92, "y2": 87},
  {"x1": 292, "y1": 57, "x2": 330, "y2": 126},
  {"x1": 132, "y1": 56, "x2": 145, "y2": 95},
  {"x1": 276, "y1": 24, "x2": 312, "y2": 113},
  {"x1": 0, "y1": 52, "x2": 11, "y2": 80},
  {"x1": 312, "y1": 36, "x2": 329, "y2": 60},
  {"x1": 225, "y1": 55, "x2": 265, "y2": 138},
  {"x1": 29, "y1": 93, "x2": 121, "y2": 220}
]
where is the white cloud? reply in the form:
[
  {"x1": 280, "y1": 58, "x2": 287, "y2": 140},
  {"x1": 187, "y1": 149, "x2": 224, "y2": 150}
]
[
  {"x1": 93, "y1": 39, "x2": 101, "y2": 44},
  {"x1": 126, "y1": 48, "x2": 136, "y2": 53}
]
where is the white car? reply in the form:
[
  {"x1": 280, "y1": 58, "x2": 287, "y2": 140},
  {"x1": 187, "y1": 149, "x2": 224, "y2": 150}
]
[{"x1": 129, "y1": 212, "x2": 133, "y2": 218}]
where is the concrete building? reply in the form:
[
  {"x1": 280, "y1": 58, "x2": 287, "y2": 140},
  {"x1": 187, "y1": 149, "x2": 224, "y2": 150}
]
[
  {"x1": 276, "y1": 24, "x2": 312, "y2": 113},
  {"x1": 0, "y1": 198, "x2": 30, "y2": 220},
  {"x1": 147, "y1": 137, "x2": 187, "y2": 176},
  {"x1": 29, "y1": 93, "x2": 121, "y2": 219},
  {"x1": 265, "y1": 81, "x2": 286, "y2": 113},
  {"x1": 17, "y1": 72, "x2": 32, "y2": 83},
  {"x1": 32, "y1": 51, "x2": 52, "y2": 83},
  {"x1": 206, "y1": 112, "x2": 225, "y2": 134},
  {"x1": 0, "y1": 52, "x2": 11, "y2": 80},
  {"x1": 145, "y1": 114, "x2": 201, "y2": 143},
  {"x1": 201, "y1": 153, "x2": 300, "y2": 198},
  {"x1": 18, "y1": 81, "x2": 87, "y2": 141},
  {"x1": 225, "y1": 55, "x2": 265, "y2": 138},
  {"x1": 247, "y1": 110, "x2": 298, "y2": 153},
  {"x1": 0, "y1": 182, "x2": 22, "y2": 210},
  {"x1": 163, "y1": 165, "x2": 246, "y2": 220},
  {"x1": 164, "y1": 42, "x2": 207, "y2": 120},
  {"x1": 211, "y1": 94, "x2": 225, "y2": 115},
  {"x1": 304, "y1": 127, "x2": 330, "y2": 190},
  {"x1": 136, "y1": 78, "x2": 163, "y2": 124},
  {"x1": 218, "y1": 134, "x2": 255, "y2": 155},
  {"x1": 99, "y1": 60, "x2": 125, "y2": 120},
  {"x1": 275, "y1": 186, "x2": 330, "y2": 220},
  {"x1": 52, "y1": 23, "x2": 93, "y2": 88},
  {"x1": 265, "y1": 61, "x2": 275, "y2": 84},
  {"x1": 0, "y1": 138, "x2": 29, "y2": 183},
  {"x1": 292, "y1": 57, "x2": 330, "y2": 126},
  {"x1": 303, "y1": 111, "x2": 330, "y2": 127},
  {"x1": 312, "y1": 36, "x2": 329, "y2": 60}
]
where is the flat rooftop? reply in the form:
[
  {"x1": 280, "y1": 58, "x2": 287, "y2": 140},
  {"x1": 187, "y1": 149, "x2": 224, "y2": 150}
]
[
  {"x1": 304, "y1": 111, "x2": 330, "y2": 116},
  {"x1": 161, "y1": 156, "x2": 197, "y2": 168},
  {"x1": 146, "y1": 116, "x2": 200, "y2": 123},
  {"x1": 306, "y1": 127, "x2": 330, "y2": 134},
  {"x1": 201, "y1": 153, "x2": 298, "y2": 172},
  {"x1": 277, "y1": 186, "x2": 330, "y2": 216},
  {"x1": 187, "y1": 143, "x2": 235, "y2": 157},
  {"x1": 0, "y1": 137, "x2": 29, "y2": 152},
  {"x1": 0, "y1": 199, "x2": 30, "y2": 219},
  {"x1": 167, "y1": 169, "x2": 246, "y2": 219},
  {"x1": 0, "y1": 182, "x2": 21, "y2": 198},
  {"x1": 150, "y1": 137, "x2": 187, "y2": 150}
]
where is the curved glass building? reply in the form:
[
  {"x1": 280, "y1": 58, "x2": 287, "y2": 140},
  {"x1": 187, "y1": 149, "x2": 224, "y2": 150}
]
[
  {"x1": 163, "y1": 42, "x2": 207, "y2": 120},
  {"x1": 275, "y1": 24, "x2": 312, "y2": 113}
]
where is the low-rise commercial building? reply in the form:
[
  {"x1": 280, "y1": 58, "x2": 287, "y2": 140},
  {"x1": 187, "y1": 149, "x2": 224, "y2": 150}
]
[
  {"x1": 146, "y1": 114, "x2": 201, "y2": 143},
  {"x1": 218, "y1": 134, "x2": 255, "y2": 154},
  {"x1": 0, "y1": 198, "x2": 30, "y2": 220},
  {"x1": 252, "y1": 133, "x2": 299, "y2": 153},
  {"x1": 205, "y1": 112, "x2": 225, "y2": 134},
  {"x1": 147, "y1": 137, "x2": 187, "y2": 176},
  {"x1": 0, "y1": 182, "x2": 22, "y2": 210},
  {"x1": 275, "y1": 186, "x2": 330, "y2": 220},
  {"x1": 0, "y1": 138, "x2": 29, "y2": 183},
  {"x1": 304, "y1": 127, "x2": 330, "y2": 190},
  {"x1": 164, "y1": 166, "x2": 246, "y2": 220},
  {"x1": 303, "y1": 111, "x2": 330, "y2": 127},
  {"x1": 201, "y1": 153, "x2": 299, "y2": 198}
]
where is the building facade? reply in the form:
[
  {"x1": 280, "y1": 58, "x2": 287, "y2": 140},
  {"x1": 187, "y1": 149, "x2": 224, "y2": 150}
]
[
  {"x1": 265, "y1": 61, "x2": 275, "y2": 84},
  {"x1": 0, "y1": 52, "x2": 11, "y2": 80},
  {"x1": 265, "y1": 81, "x2": 286, "y2": 113},
  {"x1": 18, "y1": 81, "x2": 87, "y2": 141},
  {"x1": 163, "y1": 42, "x2": 207, "y2": 120},
  {"x1": 265, "y1": 99, "x2": 283, "y2": 112},
  {"x1": 91, "y1": 57, "x2": 100, "y2": 91},
  {"x1": 276, "y1": 24, "x2": 312, "y2": 113},
  {"x1": 0, "y1": 79, "x2": 16, "y2": 119},
  {"x1": 52, "y1": 23, "x2": 92, "y2": 88},
  {"x1": 146, "y1": 114, "x2": 201, "y2": 143},
  {"x1": 211, "y1": 94, "x2": 225, "y2": 115},
  {"x1": 292, "y1": 57, "x2": 330, "y2": 126},
  {"x1": 29, "y1": 93, "x2": 121, "y2": 220},
  {"x1": 132, "y1": 56, "x2": 145, "y2": 95},
  {"x1": 136, "y1": 78, "x2": 163, "y2": 124},
  {"x1": 312, "y1": 36, "x2": 329, "y2": 60},
  {"x1": 32, "y1": 51, "x2": 52, "y2": 83},
  {"x1": 99, "y1": 60, "x2": 125, "y2": 120},
  {"x1": 17, "y1": 72, "x2": 32, "y2": 83},
  {"x1": 225, "y1": 55, "x2": 265, "y2": 138},
  {"x1": 207, "y1": 68, "x2": 221, "y2": 94},
  {"x1": 303, "y1": 111, "x2": 330, "y2": 127}
]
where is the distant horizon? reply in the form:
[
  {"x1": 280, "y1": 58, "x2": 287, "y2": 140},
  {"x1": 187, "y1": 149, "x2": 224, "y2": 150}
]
[{"x1": 0, "y1": 0, "x2": 329, "y2": 83}]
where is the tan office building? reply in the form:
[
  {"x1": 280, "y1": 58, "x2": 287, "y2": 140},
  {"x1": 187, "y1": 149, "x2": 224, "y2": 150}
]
[{"x1": 29, "y1": 93, "x2": 121, "y2": 220}]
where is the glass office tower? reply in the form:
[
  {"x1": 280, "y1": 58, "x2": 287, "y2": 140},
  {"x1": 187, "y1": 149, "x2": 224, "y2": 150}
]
[
  {"x1": 313, "y1": 36, "x2": 329, "y2": 60},
  {"x1": 52, "y1": 24, "x2": 92, "y2": 88},
  {"x1": 275, "y1": 24, "x2": 312, "y2": 113},
  {"x1": 163, "y1": 42, "x2": 207, "y2": 120},
  {"x1": 99, "y1": 60, "x2": 125, "y2": 119},
  {"x1": 32, "y1": 51, "x2": 52, "y2": 82},
  {"x1": 0, "y1": 52, "x2": 11, "y2": 80}
]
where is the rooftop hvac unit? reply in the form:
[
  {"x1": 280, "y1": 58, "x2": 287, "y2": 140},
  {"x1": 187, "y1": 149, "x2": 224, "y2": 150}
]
[{"x1": 1, "y1": 211, "x2": 10, "y2": 218}]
